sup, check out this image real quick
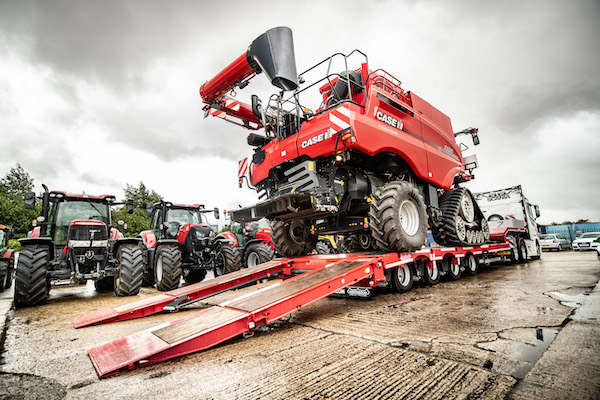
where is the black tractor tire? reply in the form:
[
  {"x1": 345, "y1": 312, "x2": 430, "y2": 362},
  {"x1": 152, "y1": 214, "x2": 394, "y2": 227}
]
[
  {"x1": 115, "y1": 244, "x2": 144, "y2": 296},
  {"x1": 0, "y1": 261, "x2": 8, "y2": 292},
  {"x1": 315, "y1": 241, "x2": 331, "y2": 254},
  {"x1": 517, "y1": 239, "x2": 529, "y2": 264},
  {"x1": 214, "y1": 243, "x2": 242, "y2": 277},
  {"x1": 271, "y1": 220, "x2": 317, "y2": 257},
  {"x1": 343, "y1": 233, "x2": 378, "y2": 253},
  {"x1": 14, "y1": 245, "x2": 50, "y2": 307},
  {"x1": 94, "y1": 276, "x2": 115, "y2": 292},
  {"x1": 369, "y1": 181, "x2": 427, "y2": 252},
  {"x1": 184, "y1": 269, "x2": 207, "y2": 285},
  {"x1": 154, "y1": 245, "x2": 182, "y2": 291},
  {"x1": 140, "y1": 243, "x2": 154, "y2": 287},
  {"x1": 462, "y1": 253, "x2": 479, "y2": 276},
  {"x1": 5, "y1": 254, "x2": 14, "y2": 289},
  {"x1": 244, "y1": 243, "x2": 274, "y2": 268},
  {"x1": 391, "y1": 264, "x2": 414, "y2": 292}
]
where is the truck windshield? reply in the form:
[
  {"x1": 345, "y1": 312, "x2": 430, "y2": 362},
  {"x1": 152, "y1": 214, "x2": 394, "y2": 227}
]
[{"x1": 54, "y1": 201, "x2": 109, "y2": 245}]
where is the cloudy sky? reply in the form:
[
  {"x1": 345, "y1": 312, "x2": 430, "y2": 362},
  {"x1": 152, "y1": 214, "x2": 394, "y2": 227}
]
[{"x1": 1, "y1": 0, "x2": 599, "y2": 226}]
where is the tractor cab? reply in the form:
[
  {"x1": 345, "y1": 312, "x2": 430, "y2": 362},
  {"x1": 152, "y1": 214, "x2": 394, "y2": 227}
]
[{"x1": 148, "y1": 202, "x2": 218, "y2": 242}]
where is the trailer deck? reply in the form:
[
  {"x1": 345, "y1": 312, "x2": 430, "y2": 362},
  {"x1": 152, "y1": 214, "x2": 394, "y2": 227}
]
[{"x1": 80, "y1": 243, "x2": 513, "y2": 377}]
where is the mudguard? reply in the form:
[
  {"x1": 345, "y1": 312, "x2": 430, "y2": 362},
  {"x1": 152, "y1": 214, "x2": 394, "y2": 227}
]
[
  {"x1": 139, "y1": 230, "x2": 157, "y2": 250},
  {"x1": 18, "y1": 237, "x2": 54, "y2": 256},
  {"x1": 112, "y1": 237, "x2": 142, "y2": 256},
  {"x1": 2, "y1": 248, "x2": 14, "y2": 260},
  {"x1": 217, "y1": 231, "x2": 238, "y2": 247}
]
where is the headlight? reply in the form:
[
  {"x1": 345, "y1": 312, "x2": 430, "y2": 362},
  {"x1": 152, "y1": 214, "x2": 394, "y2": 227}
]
[{"x1": 195, "y1": 230, "x2": 204, "y2": 240}]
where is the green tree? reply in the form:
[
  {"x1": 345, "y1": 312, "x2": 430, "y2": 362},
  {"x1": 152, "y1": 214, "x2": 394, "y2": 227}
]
[
  {"x1": 113, "y1": 182, "x2": 162, "y2": 237},
  {"x1": 0, "y1": 164, "x2": 40, "y2": 237}
]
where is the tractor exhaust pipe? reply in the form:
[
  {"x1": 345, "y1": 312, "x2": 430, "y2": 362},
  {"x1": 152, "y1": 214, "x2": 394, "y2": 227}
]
[{"x1": 200, "y1": 27, "x2": 298, "y2": 104}]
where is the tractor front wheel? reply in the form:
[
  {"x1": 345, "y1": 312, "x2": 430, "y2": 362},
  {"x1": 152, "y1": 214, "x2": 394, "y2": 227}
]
[
  {"x1": 115, "y1": 244, "x2": 144, "y2": 296},
  {"x1": 271, "y1": 220, "x2": 317, "y2": 257},
  {"x1": 214, "y1": 243, "x2": 242, "y2": 276},
  {"x1": 154, "y1": 245, "x2": 182, "y2": 291},
  {"x1": 244, "y1": 243, "x2": 274, "y2": 268},
  {"x1": 14, "y1": 245, "x2": 50, "y2": 307}
]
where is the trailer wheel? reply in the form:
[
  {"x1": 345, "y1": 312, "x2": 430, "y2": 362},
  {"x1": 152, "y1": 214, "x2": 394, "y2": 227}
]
[
  {"x1": 446, "y1": 259, "x2": 461, "y2": 281},
  {"x1": 115, "y1": 244, "x2": 144, "y2": 296},
  {"x1": 245, "y1": 243, "x2": 274, "y2": 267},
  {"x1": 463, "y1": 253, "x2": 479, "y2": 276},
  {"x1": 183, "y1": 269, "x2": 206, "y2": 284},
  {"x1": 369, "y1": 181, "x2": 427, "y2": 252},
  {"x1": 391, "y1": 264, "x2": 414, "y2": 292},
  {"x1": 94, "y1": 276, "x2": 115, "y2": 292},
  {"x1": 517, "y1": 239, "x2": 529, "y2": 264},
  {"x1": 14, "y1": 245, "x2": 50, "y2": 307},
  {"x1": 423, "y1": 262, "x2": 441, "y2": 285},
  {"x1": 154, "y1": 245, "x2": 182, "y2": 291},
  {"x1": 271, "y1": 220, "x2": 317, "y2": 257},
  {"x1": 214, "y1": 243, "x2": 242, "y2": 276}
]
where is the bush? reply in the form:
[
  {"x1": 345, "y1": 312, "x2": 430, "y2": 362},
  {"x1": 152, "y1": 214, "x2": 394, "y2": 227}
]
[{"x1": 8, "y1": 239, "x2": 21, "y2": 252}]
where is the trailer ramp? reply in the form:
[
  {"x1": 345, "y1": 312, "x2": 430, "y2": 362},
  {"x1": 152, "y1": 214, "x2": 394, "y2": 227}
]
[
  {"x1": 88, "y1": 258, "x2": 375, "y2": 377},
  {"x1": 73, "y1": 260, "x2": 285, "y2": 328}
]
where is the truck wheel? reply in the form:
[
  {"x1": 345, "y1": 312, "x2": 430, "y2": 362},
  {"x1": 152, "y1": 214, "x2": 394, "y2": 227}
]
[
  {"x1": 115, "y1": 244, "x2": 144, "y2": 296},
  {"x1": 391, "y1": 264, "x2": 414, "y2": 292},
  {"x1": 531, "y1": 241, "x2": 542, "y2": 260},
  {"x1": 445, "y1": 259, "x2": 462, "y2": 281},
  {"x1": 214, "y1": 243, "x2": 242, "y2": 276},
  {"x1": 517, "y1": 239, "x2": 528, "y2": 264},
  {"x1": 462, "y1": 253, "x2": 479, "y2": 276},
  {"x1": 369, "y1": 181, "x2": 427, "y2": 252},
  {"x1": 94, "y1": 276, "x2": 115, "y2": 292},
  {"x1": 14, "y1": 245, "x2": 50, "y2": 307},
  {"x1": 154, "y1": 245, "x2": 182, "y2": 291},
  {"x1": 423, "y1": 262, "x2": 441, "y2": 285},
  {"x1": 184, "y1": 269, "x2": 207, "y2": 284},
  {"x1": 271, "y1": 220, "x2": 317, "y2": 257},
  {"x1": 245, "y1": 243, "x2": 274, "y2": 267}
]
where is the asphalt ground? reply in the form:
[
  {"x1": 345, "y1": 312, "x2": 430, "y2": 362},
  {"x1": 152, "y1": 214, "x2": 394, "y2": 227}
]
[{"x1": 0, "y1": 250, "x2": 598, "y2": 399}]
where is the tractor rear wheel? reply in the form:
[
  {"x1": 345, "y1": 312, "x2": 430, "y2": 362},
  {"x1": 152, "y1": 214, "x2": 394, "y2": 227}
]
[
  {"x1": 5, "y1": 254, "x2": 14, "y2": 289},
  {"x1": 154, "y1": 245, "x2": 182, "y2": 291},
  {"x1": 244, "y1": 243, "x2": 274, "y2": 268},
  {"x1": 0, "y1": 260, "x2": 8, "y2": 292},
  {"x1": 14, "y1": 245, "x2": 50, "y2": 307},
  {"x1": 369, "y1": 181, "x2": 427, "y2": 252},
  {"x1": 271, "y1": 220, "x2": 317, "y2": 257},
  {"x1": 214, "y1": 243, "x2": 242, "y2": 276},
  {"x1": 115, "y1": 244, "x2": 144, "y2": 296}
]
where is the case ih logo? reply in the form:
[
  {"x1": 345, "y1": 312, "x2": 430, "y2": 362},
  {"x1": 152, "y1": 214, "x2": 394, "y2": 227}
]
[
  {"x1": 376, "y1": 110, "x2": 402, "y2": 130},
  {"x1": 301, "y1": 130, "x2": 334, "y2": 148}
]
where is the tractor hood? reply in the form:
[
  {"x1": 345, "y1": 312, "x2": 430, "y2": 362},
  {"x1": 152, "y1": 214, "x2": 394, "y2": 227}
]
[{"x1": 247, "y1": 26, "x2": 298, "y2": 91}]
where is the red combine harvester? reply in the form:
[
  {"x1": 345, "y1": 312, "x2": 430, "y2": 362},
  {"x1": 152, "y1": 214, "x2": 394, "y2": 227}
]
[
  {"x1": 200, "y1": 26, "x2": 487, "y2": 256},
  {"x1": 76, "y1": 27, "x2": 541, "y2": 378}
]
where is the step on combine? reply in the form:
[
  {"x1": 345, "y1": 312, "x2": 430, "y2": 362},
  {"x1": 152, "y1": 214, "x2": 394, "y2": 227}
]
[{"x1": 200, "y1": 27, "x2": 489, "y2": 257}]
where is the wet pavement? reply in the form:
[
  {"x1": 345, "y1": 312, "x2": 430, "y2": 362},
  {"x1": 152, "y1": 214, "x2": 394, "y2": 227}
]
[{"x1": 0, "y1": 251, "x2": 599, "y2": 399}]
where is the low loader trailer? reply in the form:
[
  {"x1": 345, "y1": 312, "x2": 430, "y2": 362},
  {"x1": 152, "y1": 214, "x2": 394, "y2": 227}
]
[{"x1": 76, "y1": 237, "x2": 519, "y2": 378}]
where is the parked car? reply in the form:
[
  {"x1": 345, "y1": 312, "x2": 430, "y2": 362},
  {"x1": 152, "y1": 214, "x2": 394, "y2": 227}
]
[
  {"x1": 572, "y1": 232, "x2": 600, "y2": 251},
  {"x1": 539, "y1": 234, "x2": 572, "y2": 251}
]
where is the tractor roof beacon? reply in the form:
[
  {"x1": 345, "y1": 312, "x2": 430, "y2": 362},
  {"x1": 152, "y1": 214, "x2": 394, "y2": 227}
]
[
  {"x1": 200, "y1": 27, "x2": 486, "y2": 257},
  {"x1": 14, "y1": 185, "x2": 143, "y2": 307}
]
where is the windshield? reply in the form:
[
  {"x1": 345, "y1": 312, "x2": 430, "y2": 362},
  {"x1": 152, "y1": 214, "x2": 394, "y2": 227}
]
[
  {"x1": 250, "y1": 218, "x2": 271, "y2": 230},
  {"x1": 580, "y1": 233, "x2": 600, "y2": 239},
  {"x1": 54, "y1": 200, "x2": 109, "y2": 245},
  {"x1": 166, "y1": 209, "x2": 202, "y2": 226}
]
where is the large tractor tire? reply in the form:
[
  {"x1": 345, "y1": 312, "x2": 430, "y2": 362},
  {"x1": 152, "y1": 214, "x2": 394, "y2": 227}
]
[
  {"x1": 115, "y1": 244, "x2": 144, "y2": 296},
  {"x1": 14, "y1": 245, "x2": 50, "y2": 307},
  {"x1": 369, "y1": 181, "x2": 427, "y2": 252},
  {"x1": 214, "y1": 243, "x2": 242, "y2": 277},
  {"x1": 5, "y1": 254, "x2": 14, "y2": 289},
  {"x1": 244, "y1": 243, "x2": 274, "y2": 268},
  {"x1": 0, "y1": 260, "x2": 8, "y2": 292},
  {"x1": 271, "y1": 220, "x2": 317, "y2": 257},
  {"x1": 139, "y1": 243, "x2": 154, "y2": 287},
  {"x1": 154, "y1": 245, "x2": 182, "y2": 291},
  {"x1": 315, "y1": 241, "x2": 332, "y2": 254}
]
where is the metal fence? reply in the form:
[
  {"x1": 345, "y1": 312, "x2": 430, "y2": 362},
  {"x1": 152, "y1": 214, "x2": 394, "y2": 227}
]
[{"x1": 539, "y1": 222, "x2": 600, "y2": 241}]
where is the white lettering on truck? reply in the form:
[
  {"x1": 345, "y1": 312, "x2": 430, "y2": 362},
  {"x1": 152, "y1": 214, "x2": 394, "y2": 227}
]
[
  {"x1": 301, "y1": 130, "x2": 334, "y2": 148},
  {"x1": 376, "y1": 111, "x2": 403, "y2": 130}
]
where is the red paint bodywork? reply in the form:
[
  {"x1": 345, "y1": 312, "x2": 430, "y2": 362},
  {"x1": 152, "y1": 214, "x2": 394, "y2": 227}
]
[
  {"x1": 139, "y1": 230, "x2": 157, "y2": 250},
  {"x1": 217, "y1": 231, "x2": 238, "y2": 247}
]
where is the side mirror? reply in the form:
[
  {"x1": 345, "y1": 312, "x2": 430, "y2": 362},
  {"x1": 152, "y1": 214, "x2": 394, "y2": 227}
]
[
  {"x1": 146, "y1": 202, "x2": 154, "y2": 217},
  {"x1": 471, "y1": 130, "x2": 480, "y2": 146},
  {"x1": 534, "y1": 205, "x2": 540, "y2": 218},
  {"x1": 126, "y1": 199, "x2": 134, "y2": 214},
  {"x1": 24, "y1": 192, "x2": 36, "y2": 209},
  {"x1": 251, "y1": 94, "x2": 262, "y2": 119},
  {"x1": 214, "y1": 207, "x2": 220, "y2": 220}
]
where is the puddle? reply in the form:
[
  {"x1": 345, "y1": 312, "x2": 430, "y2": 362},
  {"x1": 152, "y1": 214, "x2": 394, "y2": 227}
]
[{"x1": 547, "y1": 291, "x2": 588, "y2": 308}]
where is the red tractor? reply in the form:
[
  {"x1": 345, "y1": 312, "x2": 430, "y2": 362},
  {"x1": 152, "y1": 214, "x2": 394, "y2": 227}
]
[
  {"x1": 200, "y1": 27, "x2": 487, "y2": 256},
  {"x1": 140, "y1": 201, "x2": 241, "y2": 291},
  {"x1": 15, "y1": 185, "x2": 143, "y2": 307},
  {"x1": 220, "y1": 217, "x2": 275, "y2": 267},
  {"x1": 0, "y1": 224, "x2": 15, "y2": 292}
]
